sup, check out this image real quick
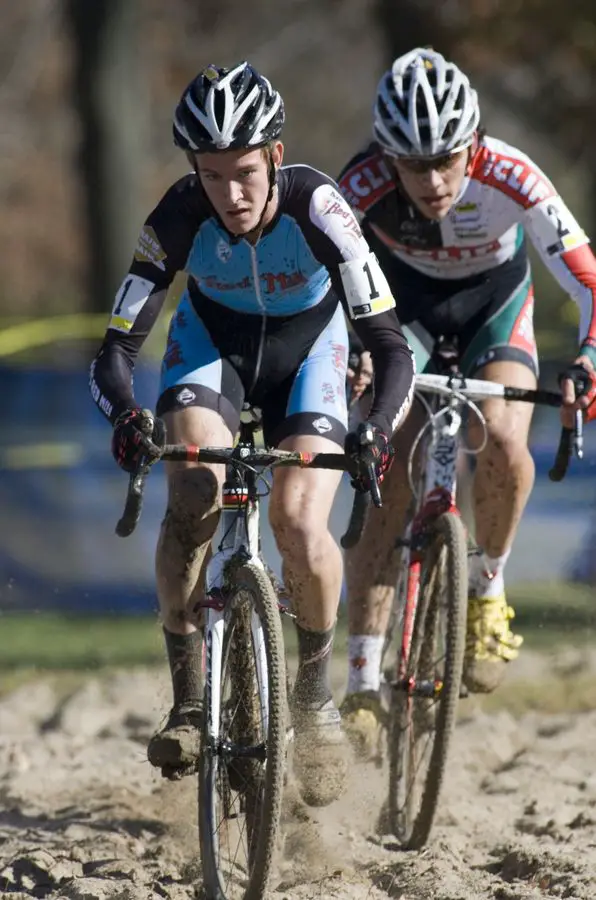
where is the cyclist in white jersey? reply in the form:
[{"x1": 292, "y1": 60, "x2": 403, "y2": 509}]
[{"x1": 337, "y1": 48, "x2": 596, "y2": 755}]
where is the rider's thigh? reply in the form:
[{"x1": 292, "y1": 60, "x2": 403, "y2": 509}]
[
  {"x1": 162, "y1": 406, "x2": 233, "y2": 520},
  {"x1": 467, "y1": 359, "x2": 536, "y2": 453},
  {"x1": 269, "y1": 433, "x2": 343, "y2": 540}
]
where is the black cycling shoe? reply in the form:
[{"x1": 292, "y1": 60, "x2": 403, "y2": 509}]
[{"x1": 147, "y1": 702, "x2": 203, "y2": 779}]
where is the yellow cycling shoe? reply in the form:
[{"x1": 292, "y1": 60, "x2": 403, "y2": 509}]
[
  {"x1": 340, "y1": 690, "x2": 387, "y2": 761},
  {"x1": 463, "y1": 592, "x2": 523, "y2": 694}
]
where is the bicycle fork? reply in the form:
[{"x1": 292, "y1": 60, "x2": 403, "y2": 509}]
[
  {"x1": 393, "y1": 404, "x2": 461, "y2": 700},
  {"x1": 200, "y1": 469, "x2": 270, "y2": 753}
]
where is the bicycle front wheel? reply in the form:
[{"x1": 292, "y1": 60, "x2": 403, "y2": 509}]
[
  {"x1": 388, "y1": 511, "x2": 468, "y2": 849},
  {"x1": 198, "y1": 562, "x2": 287, "y2": 900}
]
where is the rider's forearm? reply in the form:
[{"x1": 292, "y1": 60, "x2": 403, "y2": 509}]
[
  {"x1": 89, "y1": 334, "x2": 140, "y2": 423},
  {"x1": 353, "y1": 310, "x2": 415, "y2": 436},
  {"x1": 90, "y1": 283, "x2": 168, "y2": 423}
]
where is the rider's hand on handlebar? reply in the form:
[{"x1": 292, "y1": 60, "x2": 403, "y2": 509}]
[
  {"x1": 559, "y1": 356, "x2": 596, "y2": 428},
  {"x1": 347, "y1": 350, "x2": 374, "y2": 403},
  {"x1": 344, "y1": 421, "x2": 394, "y2": 493},
  {"x1": 112, "y1": 407, "x2": 166, "y2": 472}
]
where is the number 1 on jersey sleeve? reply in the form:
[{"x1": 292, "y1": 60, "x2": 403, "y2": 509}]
[{"x1": 339, "y1": 252, "x2": 396, "y2": 319}]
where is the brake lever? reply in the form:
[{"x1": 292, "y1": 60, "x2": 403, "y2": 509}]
[
  {"x1": 367, "y1": 462, "x2": 383, "y2": 508},
  {"x1": 115, "y1": 457, "x2": 153, "y2": 537},
  {"x1": 573, "y1": 409, "x2": 584, "y2": 460},
  {"x1": 548, "y1": 412, "x2": 584, "y2": 483}
]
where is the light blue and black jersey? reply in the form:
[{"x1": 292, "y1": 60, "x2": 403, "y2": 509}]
[{"x1": 90, "y1": 164, "x2": 414, "y2": 442}]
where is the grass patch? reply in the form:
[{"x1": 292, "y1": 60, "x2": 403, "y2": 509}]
[
  {"x1": 0, "y1": 581, "x2": 594, "y2": 671},
  {"x1": 1, "y1": 581, "x2": 595, "y2": 713},
  {"x1": 0, "y1": 611, "x2": 165, "y2": 672},
  {"x1": 507, "y1": 580, "x2": 596, "y2": 649}
]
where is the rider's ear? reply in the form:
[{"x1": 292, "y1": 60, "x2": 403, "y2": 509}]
[{"x1": 269, "y1": 141, "x2": 284, "y2": 169}]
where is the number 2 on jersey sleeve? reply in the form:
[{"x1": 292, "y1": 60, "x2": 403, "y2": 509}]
[{"x1": 339, "y1": 252, "x2": 395, "y2": 319}]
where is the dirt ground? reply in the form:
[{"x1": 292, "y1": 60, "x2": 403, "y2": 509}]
[{"x1": 2, "y1": 648, "x2": 596, "y2": 900}]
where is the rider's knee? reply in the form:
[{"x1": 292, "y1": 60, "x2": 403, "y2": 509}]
[
  {"x1": 473, "y1": 415, "x2": 530, "y2": 464},
  {"x1": 269, "y1": 496, "x2": 327, "y2": 565},
  {"x1": 162, "y1": 466, "x2": 220, "y2": 546}
]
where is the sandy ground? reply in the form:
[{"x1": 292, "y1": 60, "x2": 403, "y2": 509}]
[{"x1": 2, "y1": 650, "x2": 596, "y2": 900}]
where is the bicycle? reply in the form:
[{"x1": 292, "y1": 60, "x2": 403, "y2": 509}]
[
  {"x1": 345, "y1": 337, "x2": 583, "y2": 851},
  {"x1": 114, "y1": 405, "x2": 374, "y2": 900}
]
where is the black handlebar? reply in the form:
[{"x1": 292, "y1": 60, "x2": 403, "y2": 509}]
[
  {"x1": 115, "y1": 445, "x2": 381, "y2": 544},
  {"x1": 548, "y1": 411, "x2": 584, "y2": 482},
  {"x1": 115, "y1": 460, "x2": 153, "y2": 537},
  {"x1": 340, "y1": 490, "x2": 371, "y2": 550}
]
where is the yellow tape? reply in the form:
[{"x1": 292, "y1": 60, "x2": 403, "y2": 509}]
[
  {"x1": 0, "y1": 311, "x2": 173, "y2": 359},
  {"x1": 370, "y1": 295, "x2": 395, "y2": 314},
  {"x1": 0, "y1": 314, "x2": 107, "y2": 358},
  {"x1": 0, "y1": 442, "x2": 84, "y2": 470},
  {"x1": 109, "y1": 315, "x2": 133, "y2": 332}
]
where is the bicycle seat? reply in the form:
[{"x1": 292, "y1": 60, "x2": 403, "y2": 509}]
[{"x1": 240, "y1": 403, "x2": 263, "y2": 426}]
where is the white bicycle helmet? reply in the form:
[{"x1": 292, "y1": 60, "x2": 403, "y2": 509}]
[
  {"x1": 173, "y1": 62, "x2": 285, "y2": 152},
  {"x1": 373, "y1": 48, "x2": 480, "y2": 158}
]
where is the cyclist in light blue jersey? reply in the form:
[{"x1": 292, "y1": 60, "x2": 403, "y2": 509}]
[{"x1": 90, "y1": 62, "x2": 415, "y2": 806}]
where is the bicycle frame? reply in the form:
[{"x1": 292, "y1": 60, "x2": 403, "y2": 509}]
[
  {"x1": 199, "y1": 415, "x2": 271, "y2": 752},
  {"x1": 396, "y1": 380, "x2": 465, "y2": 690},
  {"x1": 392, "y1": 363, "x2": 578, "y2": 692}
]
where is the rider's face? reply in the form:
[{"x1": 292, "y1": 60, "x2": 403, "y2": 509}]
[
  {"x1": 389, "y1": 148, "x2": 470, "y2": 220},
  {"x1": 194, "y1": 143, "x2": 283, "y2": 235}
]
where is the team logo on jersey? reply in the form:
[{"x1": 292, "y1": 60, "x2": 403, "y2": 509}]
[
  {"x1": 134, "y1": 226, "x2": 167, "y2": 270},
  {"x1": 454, "y1": 202, "x2": 478, "y2": 214},
  {"x1": 371, "y1": 223, "x2": 501, "y2": 263},
  {"x1": 475, "y1": 148, "x2": 556, "y2": 209},
  {"x1": 452, "y1": 201, "x2": 485, "y2": 238},
  {"x1": 331, "y1": 342, "x2": 347, "y2": 373},
  {"x1": 339, "y1": 155, "x2": 394, "y2": 212},
  {"x1": 453, "y1": 202, "x2": 481, "y2": 225},
  {"x1": 322, "y1": 383, "x2": 336, "y2": 404},
  {"x1": 509, "y1": 288, "x2": 537, "y2": 362},
  {"x1": 176, "y1": 387, "x2": 196, "y2": 405},
  {"x1": 216, "y1": 238, "x2": 232, "y2": 262},
  {"x1": 312, "y1": 416, "x2": 332, "y2": 434},
  {"x1": 322, "y1": 191, "x2": 363, "y2": 238}
]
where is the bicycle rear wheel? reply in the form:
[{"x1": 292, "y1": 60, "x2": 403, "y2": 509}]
[
  {"x1": 387, "y1": 511, "x2": 467, "y2": 849},
  {"x1": 198, "y1": 562, "x2": 287, "y2": 900}
]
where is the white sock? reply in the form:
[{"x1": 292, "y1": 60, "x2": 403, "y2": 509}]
[
  {"x1": 347, "y1": 635, "x2": 385, "y2": 694},
  {"x1": 468, "y1": 549, "x2": 511, "y2": 599}
]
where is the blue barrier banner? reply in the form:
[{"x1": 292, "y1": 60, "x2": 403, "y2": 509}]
[
  {"x1": 0, "y1": 362, "x2": 163, "y2": 613},
  {"x1": 1, "y1": 361, "x2": 595, "y2": 613}
]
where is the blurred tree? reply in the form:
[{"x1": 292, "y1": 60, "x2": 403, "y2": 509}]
[
  {"x1": 65, "y1": 0, "x2": 147, "y2": 313},
  {"x1": 376, "y1": 0, "x2": 596, "y2": 163}
]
